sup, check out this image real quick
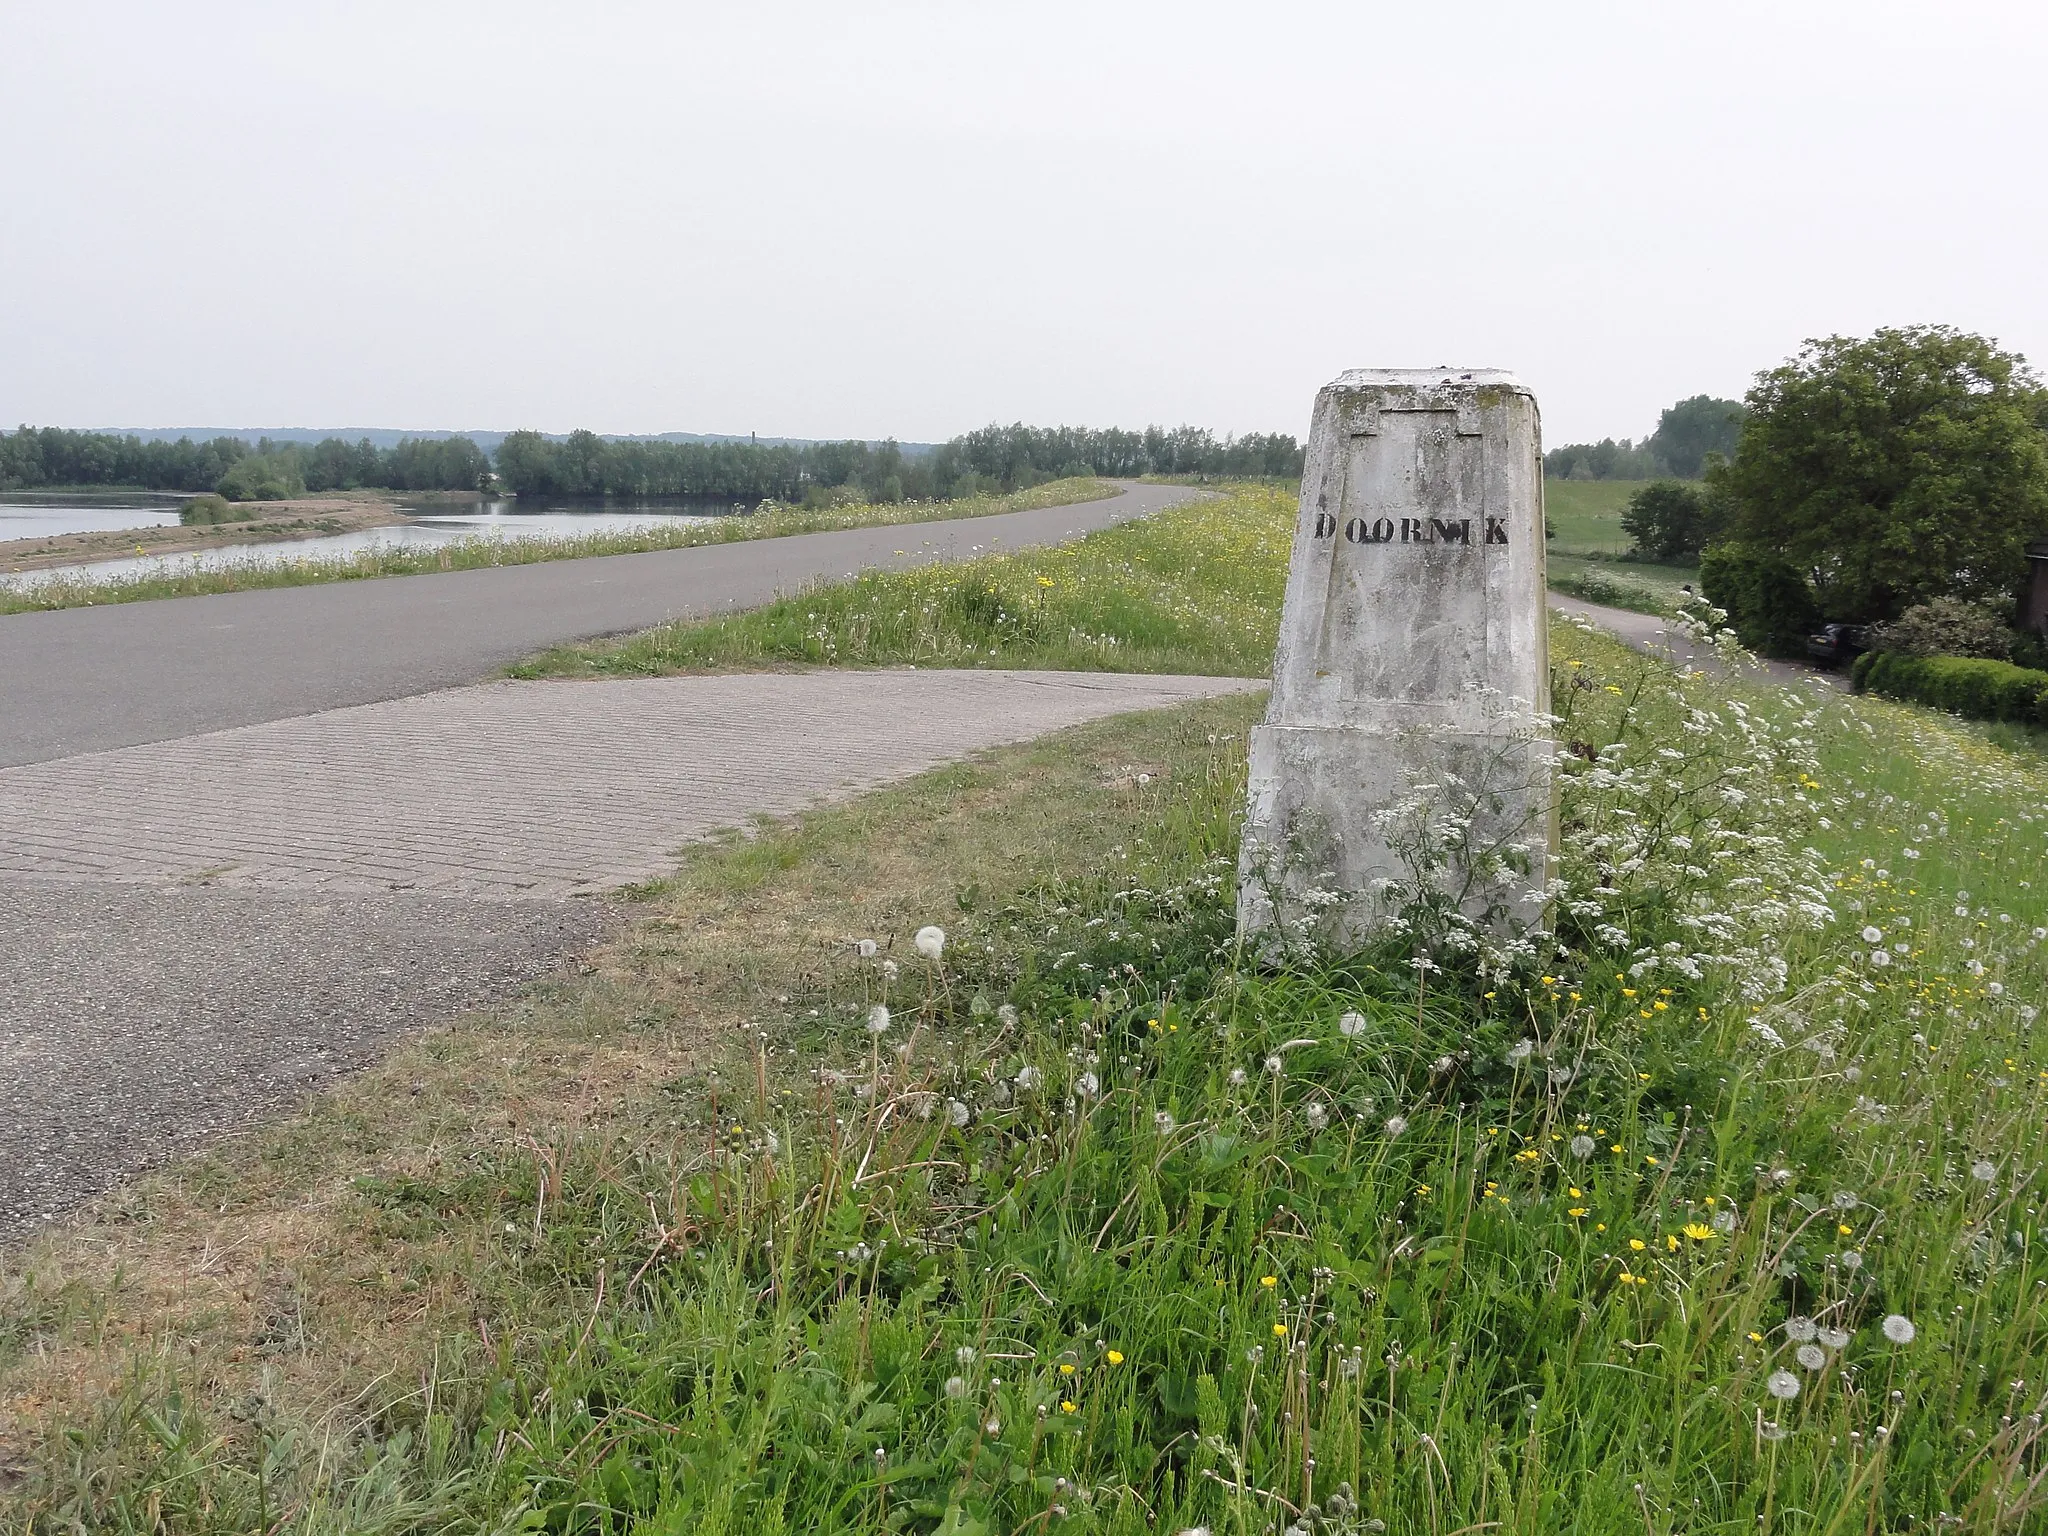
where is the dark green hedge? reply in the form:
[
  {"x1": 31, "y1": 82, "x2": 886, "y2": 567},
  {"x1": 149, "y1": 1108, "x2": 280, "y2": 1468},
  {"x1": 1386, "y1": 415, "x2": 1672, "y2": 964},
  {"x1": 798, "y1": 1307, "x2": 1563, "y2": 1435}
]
[
  {"x1": 1699, "y1": 542, "x2": 1819, "y2": 656},
  {"x1": 1852, "y1": 650, "x2": 2048, "y2": 726}
]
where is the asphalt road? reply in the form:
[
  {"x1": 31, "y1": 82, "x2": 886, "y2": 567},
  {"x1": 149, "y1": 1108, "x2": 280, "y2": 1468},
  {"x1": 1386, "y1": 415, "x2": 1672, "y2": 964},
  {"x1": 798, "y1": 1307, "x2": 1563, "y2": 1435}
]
[{"x1": 0, "y1": 481, "x2": 1203, "y2": 767}]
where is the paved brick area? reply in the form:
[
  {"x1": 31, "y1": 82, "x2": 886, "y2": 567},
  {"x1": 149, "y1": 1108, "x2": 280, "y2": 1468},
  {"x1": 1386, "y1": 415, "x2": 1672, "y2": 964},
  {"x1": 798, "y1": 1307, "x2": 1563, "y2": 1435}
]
[{"x1": 0, "y1": 670, "x2": 1261, "y2": 900}]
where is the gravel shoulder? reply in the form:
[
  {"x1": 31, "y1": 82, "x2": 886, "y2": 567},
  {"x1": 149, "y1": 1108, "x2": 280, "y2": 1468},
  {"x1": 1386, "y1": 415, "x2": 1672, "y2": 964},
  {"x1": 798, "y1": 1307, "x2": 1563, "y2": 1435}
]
[{"x1": 0, "y1": 878, "x2": 613, "y2": 1245}]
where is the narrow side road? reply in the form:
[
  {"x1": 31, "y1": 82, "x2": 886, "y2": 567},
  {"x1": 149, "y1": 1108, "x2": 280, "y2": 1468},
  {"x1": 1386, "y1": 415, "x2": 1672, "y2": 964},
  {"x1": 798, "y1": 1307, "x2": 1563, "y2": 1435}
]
[
  {"x1": 1548, "y1": 592, "x2": 1851, "y2": 692},
  {"x1": 0, "y1": 481, "x2": 1202, "y2": 766}
]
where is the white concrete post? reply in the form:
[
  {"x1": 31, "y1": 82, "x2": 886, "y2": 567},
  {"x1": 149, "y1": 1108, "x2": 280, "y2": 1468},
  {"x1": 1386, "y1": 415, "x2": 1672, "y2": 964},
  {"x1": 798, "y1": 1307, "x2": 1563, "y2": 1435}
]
[{"x1": 1237, "y1": 368, "x2": 1553, "y2": 951}]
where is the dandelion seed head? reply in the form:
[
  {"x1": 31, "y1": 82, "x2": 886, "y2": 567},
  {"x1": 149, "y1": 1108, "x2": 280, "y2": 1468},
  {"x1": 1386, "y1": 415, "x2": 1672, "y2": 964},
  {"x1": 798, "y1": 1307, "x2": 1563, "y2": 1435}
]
[
  {"x1": 1785, "y1": 1317, "x2": 1818, "y2": 1342},
  {"x1": 943, "y1": 1376, "x2": 968, "y2": 1399},
  {"x1": 1383, "y1": 1114, "x2": 1408, "y2": 1137},
  {"x1": 1570, "y1": 1134, "x2": 1596, "y2": 1158},
  {"x1": 914, "y1": 925, "x2": 946, "y2": 959},
  {"x1": 1766, "y1": 1370, "x2": 1801, "y2": 1400},
  {"x1": 1338, "y1": 1010, "x2": 1366, "y2": 1037},
  {"x1": 1883, "y1": 1314, "x2": 1917, "y2": 1344},
  {"x1": 1819, "y1": 1327, "x2": 1851, "y2": 1351},
  {"x1": 1972, "y1": 1160, "x2": 1997, "y2": 1183},
  {"x1": 866, "y1": 1005, "x2": 890, "y2": 1034},
  {"x1": 1796, "y1": 1343, "x2": 1827, "y2": 1370}
]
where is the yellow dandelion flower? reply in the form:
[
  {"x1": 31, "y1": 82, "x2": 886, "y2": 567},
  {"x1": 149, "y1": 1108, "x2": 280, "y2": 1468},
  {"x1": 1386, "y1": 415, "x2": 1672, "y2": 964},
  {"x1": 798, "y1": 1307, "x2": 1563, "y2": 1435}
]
[
  {"x1": 1629, "y1": 1238, "x2": 1647, "y2": 1252},
  {"x1": 1683, "y1": 1223, "x2": 1714, "y2": 1241}
]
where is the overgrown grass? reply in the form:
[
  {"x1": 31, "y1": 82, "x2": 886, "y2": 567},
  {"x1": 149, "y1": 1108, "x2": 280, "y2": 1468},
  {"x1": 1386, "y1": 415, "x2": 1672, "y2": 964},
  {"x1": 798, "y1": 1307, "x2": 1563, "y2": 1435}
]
[
  {"x1": 0, "y1": 479, "x2": 1120, "y2": 615},
  {"x1": 1548, "y1": 553, "x2": 1698, "y2": 617},
  {"x1": 511, "y1": 485, "x2": 1293, "y2": 680},
  {"x1": 10, "y1": 617, "x2": 2047, "y2": 1533}
]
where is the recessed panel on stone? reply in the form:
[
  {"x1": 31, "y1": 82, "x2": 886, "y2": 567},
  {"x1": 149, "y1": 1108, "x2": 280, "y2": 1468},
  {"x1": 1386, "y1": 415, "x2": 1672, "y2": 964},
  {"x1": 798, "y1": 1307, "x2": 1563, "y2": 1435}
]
[{"x1": 1239, "y1": 368, "x2": 1553, "y2": 948}]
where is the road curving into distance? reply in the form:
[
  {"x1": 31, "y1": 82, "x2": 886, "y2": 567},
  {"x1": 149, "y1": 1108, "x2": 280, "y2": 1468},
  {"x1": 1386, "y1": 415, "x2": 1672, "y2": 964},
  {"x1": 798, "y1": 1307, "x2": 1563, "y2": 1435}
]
[{"x1": 0, "y1": 480, "x2": 1206, "y2": 767}]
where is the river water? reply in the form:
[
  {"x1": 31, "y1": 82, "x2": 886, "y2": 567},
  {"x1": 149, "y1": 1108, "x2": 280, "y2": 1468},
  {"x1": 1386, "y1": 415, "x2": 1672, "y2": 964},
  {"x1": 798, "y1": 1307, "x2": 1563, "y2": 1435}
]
[
  {"x1": 0, "y1": 500, "x2": 187, "y2": 541},
  {"x1": 1, "y1": 498, "x2": 732, "y2": 588}
]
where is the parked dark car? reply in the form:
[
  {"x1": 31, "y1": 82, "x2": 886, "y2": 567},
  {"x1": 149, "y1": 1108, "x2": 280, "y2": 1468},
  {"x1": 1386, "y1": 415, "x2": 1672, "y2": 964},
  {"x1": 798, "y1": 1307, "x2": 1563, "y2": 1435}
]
[{"x1": 1805, "y1": 623, "x2": 1872, "y2": 667}]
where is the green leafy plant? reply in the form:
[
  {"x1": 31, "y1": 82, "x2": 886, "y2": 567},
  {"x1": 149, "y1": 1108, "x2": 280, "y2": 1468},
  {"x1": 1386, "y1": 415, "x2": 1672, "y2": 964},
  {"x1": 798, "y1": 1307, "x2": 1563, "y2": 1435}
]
[{"x1": 1698, "y1": 540, "x2": 1820, "y2": 655}]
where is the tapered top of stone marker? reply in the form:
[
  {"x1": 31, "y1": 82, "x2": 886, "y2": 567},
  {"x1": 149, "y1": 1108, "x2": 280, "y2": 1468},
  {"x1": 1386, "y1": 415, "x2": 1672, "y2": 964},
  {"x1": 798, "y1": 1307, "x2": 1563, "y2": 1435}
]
[{"x1": 1267, "y1": 366, "x2": 1547, "y2": 733}]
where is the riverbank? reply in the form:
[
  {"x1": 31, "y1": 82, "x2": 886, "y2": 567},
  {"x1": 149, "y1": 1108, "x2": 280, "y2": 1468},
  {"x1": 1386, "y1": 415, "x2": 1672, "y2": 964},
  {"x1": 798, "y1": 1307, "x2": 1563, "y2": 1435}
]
[
  {"x1": 0, "y1": 490, "x2": 412, "y2": 575},
  {"x1": 0, "y1": 480, "x2": 1118, "y2": 614}
]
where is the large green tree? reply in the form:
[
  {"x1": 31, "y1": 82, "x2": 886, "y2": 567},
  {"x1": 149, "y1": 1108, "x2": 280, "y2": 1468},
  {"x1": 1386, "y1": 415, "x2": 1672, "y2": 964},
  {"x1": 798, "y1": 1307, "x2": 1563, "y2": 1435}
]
[
  {"x1": 1715, "y1": 325, "x2": 2048, "y2": 622},
  {"x1": 1646, "y1": 395, "x2": 1745, "y2": 477}
]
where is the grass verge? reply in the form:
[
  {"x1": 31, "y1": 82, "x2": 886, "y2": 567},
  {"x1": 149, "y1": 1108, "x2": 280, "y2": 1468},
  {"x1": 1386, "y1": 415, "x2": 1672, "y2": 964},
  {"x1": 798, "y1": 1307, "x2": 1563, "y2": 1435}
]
[
  {"x1": 8, "y1": 614, "x2": 2048, "y2": 1531},
  {"x1": 0, "y1": 479, "x2": 1120, "y2": 616},
  {"x1": 511, "y1": 485, "x2": 1293, "y2": 680},
  {"x1": 0, "y1": 692, "x2": 1267, "y2": 1527},
  {"x1": 1547, "y1": 553, "x2": 1698, "y2": 617}
]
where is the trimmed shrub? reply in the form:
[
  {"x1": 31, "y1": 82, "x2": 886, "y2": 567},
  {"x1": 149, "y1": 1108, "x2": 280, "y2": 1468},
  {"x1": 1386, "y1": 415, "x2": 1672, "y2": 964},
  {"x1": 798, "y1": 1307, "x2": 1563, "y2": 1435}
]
[
  {"x1": 1868, "y1": 596, "x2": 2015, "y2": 660},
  {"x1": 1854, "y1": 650, "x2": 2048, "y2": 727},
  {"x1": 1698, "y1": 541, "x2": 1819, "y2": 656}
]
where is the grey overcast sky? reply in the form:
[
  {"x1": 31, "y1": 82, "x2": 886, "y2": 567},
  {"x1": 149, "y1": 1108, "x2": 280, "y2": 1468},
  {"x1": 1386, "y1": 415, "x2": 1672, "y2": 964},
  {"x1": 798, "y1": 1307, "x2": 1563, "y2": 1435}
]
[{"x1": 3, "y1": 1, "x2": 2044, "y2": 448}]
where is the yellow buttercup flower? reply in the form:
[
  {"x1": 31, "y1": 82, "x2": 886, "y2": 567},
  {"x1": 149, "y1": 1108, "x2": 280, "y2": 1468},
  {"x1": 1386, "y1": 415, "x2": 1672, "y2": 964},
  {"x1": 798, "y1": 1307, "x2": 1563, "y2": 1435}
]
[{"x1": 1105, "y1": 1350, "x2": 1124, "y2": 1365}]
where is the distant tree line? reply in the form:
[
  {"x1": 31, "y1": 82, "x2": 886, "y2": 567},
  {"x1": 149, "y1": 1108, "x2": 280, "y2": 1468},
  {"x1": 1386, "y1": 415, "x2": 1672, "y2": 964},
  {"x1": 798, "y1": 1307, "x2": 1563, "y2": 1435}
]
[
  {"x1": 2, "y1": 420, "x2": 1302, "y2": 505},
  {"x1": 1545, "y1": 395, "x2": 1747, "y2": 480},
  {"x1": 0, "y1": 426, "x2": 488, "y2": 500},
  {"x1": 492, "y1": 423, "x2": 1304, "y2": 503}
]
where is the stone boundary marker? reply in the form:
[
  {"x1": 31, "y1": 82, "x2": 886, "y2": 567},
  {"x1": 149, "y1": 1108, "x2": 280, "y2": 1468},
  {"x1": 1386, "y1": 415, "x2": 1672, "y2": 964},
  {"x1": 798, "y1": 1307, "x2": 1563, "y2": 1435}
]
[
  {"x1": 1240, "y1": 369, "x2": 1553, "y2": 946},
  {"x1": 0, "y1": 670, "x2": 1264, "y2": 901}
]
